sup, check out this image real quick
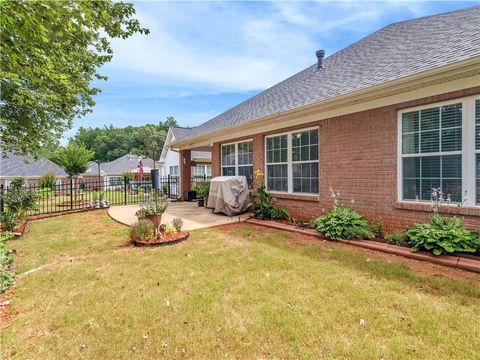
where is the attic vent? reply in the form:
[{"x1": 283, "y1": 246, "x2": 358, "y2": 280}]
[{"x1": 316, "y1": 49, "x2": 325, "y2": 70}]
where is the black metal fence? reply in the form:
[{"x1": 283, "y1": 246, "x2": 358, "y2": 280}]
[{"x1": 0, "y1": 176, "x2": 180, "y2": 217}]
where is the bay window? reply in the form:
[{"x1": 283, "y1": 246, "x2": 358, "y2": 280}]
[
  {"x1": 266, "y1": 128, "x2": 319, "y2": 194},
  {"x1": 399, "y1": 96, "x2": 479, "y2": 206},
  {"x1": 221, "y1": 140, "x2": 253, "y2": 185}
]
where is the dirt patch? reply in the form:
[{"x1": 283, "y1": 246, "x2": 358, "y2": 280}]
[
  {"x1": 0, "y1": 290, "x2": 14, "y2": 328},
  {"x1": 218, "y1": 223, "x2": 480, "y2": 287}
]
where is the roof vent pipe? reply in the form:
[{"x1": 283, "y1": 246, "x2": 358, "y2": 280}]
[{"x1": 316, "y1": 49, "x2": 325, "y2": 70}]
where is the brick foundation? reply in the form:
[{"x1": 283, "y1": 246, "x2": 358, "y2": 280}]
[{"x1": 212, "y1": 87, "x2": 480, "y2": 231}]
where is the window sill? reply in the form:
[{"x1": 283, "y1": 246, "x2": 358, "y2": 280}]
[
  {"x1": 271, "y1": 192, "x2": 319, "y2": 202},
  {"x1": 394, "y1": 201, "x2": 480, "y2": 217}
]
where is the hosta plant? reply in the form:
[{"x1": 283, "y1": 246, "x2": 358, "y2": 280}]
[
  {"x1": 313, "y1": 206, "x2": 373, "y2": 240},
  {"x1": 406, "y1": 215, "x2": 480, "y2": 256}
]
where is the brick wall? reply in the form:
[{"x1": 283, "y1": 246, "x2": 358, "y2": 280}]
[
  {"x1": 212, "y1": 87, "x2": 480, "y2": 231},
  {"x1": 180, "y1": 150, "x2": 191, "y2": 200}
]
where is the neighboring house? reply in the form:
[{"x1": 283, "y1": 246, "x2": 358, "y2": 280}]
[
  {"x1": 159, "y1": 126, "x2": 211, "y2": 178},
  {"x1": 83, "y1": 153, "x2": 159, "y2": 186},
  {"x1": 0, "y1": 151, "x2": 68, "y2": 188},
  {"x1": 173, "y1": 7, "x2": 480, "y2": 230}
]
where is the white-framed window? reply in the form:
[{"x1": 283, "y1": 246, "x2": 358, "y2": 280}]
[
  {"x1": 398, "y1": 95, "x2": 479, "y2": 207},
  {"x1": 169, "y1": 165, "x2": 179, "y2": 176},
  {"x1": 265, "y1": 127, "x2": 319, "y2": 194},
  {"x1": 193, "y1": 164, "x2": 212, "y2": 177},
  {"x1": 221, "y1": 140, "x2": 253, "y2": 183}
]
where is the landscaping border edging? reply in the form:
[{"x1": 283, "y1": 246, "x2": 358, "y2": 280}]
[{"x1": 245, "y1": 218, "x2": 480, "y2": 274}]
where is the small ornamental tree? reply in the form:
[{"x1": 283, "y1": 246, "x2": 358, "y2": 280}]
[{"x1": 53, "y1": 144, "x2": 94, "y2": 203}]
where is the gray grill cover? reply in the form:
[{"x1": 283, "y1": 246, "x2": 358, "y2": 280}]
[{"x1": 207, "y1": 176, "x2": 250, "y2": 216}]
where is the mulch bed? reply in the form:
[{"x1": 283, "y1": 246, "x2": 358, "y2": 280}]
[
  {"x1": 0, "y1": 219, "x2": 28, "y2": 237},
  {"x1": 245, "y1": 218, "x2": 480, "y2": 274},
  {"x1": 133, "y1": 231, "x2": 190, "y2": 246}
]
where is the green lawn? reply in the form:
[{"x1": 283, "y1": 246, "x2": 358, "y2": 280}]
[
  {"x1": 30, "y1": 190, "x2": 151, "y2": 215},
  {"x1": 2, "y1": 211, "x2": 480, "y2": 359}
]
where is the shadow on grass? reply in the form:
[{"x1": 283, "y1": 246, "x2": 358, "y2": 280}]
[{"x1": 225, "y1": 225, "x2": 480, "y2": 303}]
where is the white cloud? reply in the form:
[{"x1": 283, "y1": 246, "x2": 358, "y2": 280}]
[{"x1": 99, "y1": 1, "x2": 463, "y2": 96}]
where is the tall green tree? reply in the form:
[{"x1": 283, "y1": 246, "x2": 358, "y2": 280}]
[
  {"x1": 0, "y1": 1, "x2": 148, "y2": 156},
  {"x1": 70, "y1": 118, "x2": 177, "y2": 162}
]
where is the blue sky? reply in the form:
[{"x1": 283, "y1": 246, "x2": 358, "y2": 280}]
[{"x1": 66, "y1": 0, "x2": 480, "y2": 140}]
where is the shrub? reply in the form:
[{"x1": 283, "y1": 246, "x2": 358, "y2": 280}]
[
  {"x1": 371, "y1": 222, "x2": 384, "y2": 238},
  {"x1": 0, "y1": 231, "x2": 14, "y2": 294},
  {"x1": 0, "y1": 212, "x2": 20, "y2": 231},
  {"x1": 385, "y1": 231, "x2": 408, "y2": 246},
  {"x1": 313, "y1": 207, "x2": 373, "y2": 240},
  {"x1": 129, "y1": 220, "x2": 155, "y2": 242},
  {"x1": 253, "y1": 185, "x2": 291, "y2": 221},
  {"x1": 172, "y1": 217, "x2": 183, "y2": 232},
  {"x1": 192, "y1": 182, "x2": 209, "y2": 199},
  {"x1": 406, "y1": 215, "x2": 480, "y2": 256},
  {"x1": 39, "y1": 172, "x2": 56, "y2": 189},
  {"x1": 2, "y1": 178, "x2": 38, "y2": 215},
  {"x1": 37, "y1": 187, "x2": 52, "y2": 198},
  {"x1": 1, "y1": 179, "x2": 38, "y2": 230}
]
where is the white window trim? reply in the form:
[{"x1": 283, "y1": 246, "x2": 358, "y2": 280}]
[
  {"x1": 221, "y1": 139, "x2": 253, "y2": 176},
  {"x1": 169, "y1": 165, "x2": 179, "y2": 176},
  {"x1": 397, "y1": 95, "x2": 479, "y2": 207},
  {"x1": 265, "y1": 126, "x2": 319, "y2": 195}
]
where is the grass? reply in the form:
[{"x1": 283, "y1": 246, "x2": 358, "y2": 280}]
[
  {"x1": 30, "y1": 190, "x2": 152, "y2": 215},
  {"x1": 2, "y1": 211, "x2": 480, "y2": 359}
]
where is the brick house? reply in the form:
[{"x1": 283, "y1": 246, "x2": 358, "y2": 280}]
[{"x1": 173, "y1": 7, "x2": 480, "y2": 231}]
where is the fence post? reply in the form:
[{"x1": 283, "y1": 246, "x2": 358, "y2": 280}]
[
  {"x1": 167, "y1": 175, "x2": 171, "y2": 199},
  {"x1": 124, "y1": 176, "x2": 127, "y2": 205},
  {"x1": 0, "y1": 184, "x2": 4, "y2": 213},
  {"x1": 70, "y1": 178, "x2": 73, "y2": 210}
]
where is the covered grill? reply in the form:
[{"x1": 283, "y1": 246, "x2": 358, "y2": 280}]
[{"x1": 207, "y1": 176, "x2": 250, "y2": 216}]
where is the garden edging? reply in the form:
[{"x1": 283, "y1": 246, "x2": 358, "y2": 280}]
[{"x1": 245, "y1": 218, "x2": 480, "y2": 274}]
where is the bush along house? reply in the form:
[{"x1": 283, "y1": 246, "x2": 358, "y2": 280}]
[{"x1": 173, "y1": 7, "x2": 480, "y2": 231}]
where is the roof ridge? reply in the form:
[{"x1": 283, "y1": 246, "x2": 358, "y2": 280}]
[{"x1": 384, "y1": 4, "x2": 480, "y2": 28}]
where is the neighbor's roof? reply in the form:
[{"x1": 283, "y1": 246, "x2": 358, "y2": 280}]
[
  {"x1": 85, "y1": 154, "x2": 158, "y2": 175},
  {"x1": 177, "y1": 6, "x2": 480, "y2": 142},
  {"x1": 0, "y1": 151, "x2": 67, "y2": 177}
]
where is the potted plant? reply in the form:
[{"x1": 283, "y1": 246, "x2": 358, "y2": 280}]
[
  {"x1": 136, "y1": 195, "x2": 168, "y2": 232},
  {"x1": 192, "y1": 182, "x2": 210, "y2": 207}
]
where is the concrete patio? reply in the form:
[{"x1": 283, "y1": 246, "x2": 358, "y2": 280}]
[{"x1": 108, "y1": 201, "x2": 251, "y2": 230}]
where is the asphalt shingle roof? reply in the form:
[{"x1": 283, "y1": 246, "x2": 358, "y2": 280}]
[
  {"x1": 180, "y1": 7, "x2": 480, "y2": 141},
  {"x1": 0, "y1": 151, "x2": 67, "y2": 177},
  {"x1": 168, "y1": 127, "x2": 211, "y2": 161},
  {"x1": 170, "y1": 127, "x2": 194, "y2": 141},
  {"x1": 85, "y1": 154, "x2": 158, "y2": 175}
]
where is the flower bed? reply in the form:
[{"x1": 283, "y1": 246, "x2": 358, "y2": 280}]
[
  {"x1": 0, "y1": 218, "x2": 27, "y2": 237},
  {"x1": 246, "y1": 218, "x2": 480, "y2": 274},
  {"x1": 132, "y1": 231, "x2": 189, "y2": 246}
]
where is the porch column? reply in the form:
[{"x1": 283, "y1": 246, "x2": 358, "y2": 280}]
[{"x1": 180, "y1": 150, "x2": 191, "y2": 200}]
